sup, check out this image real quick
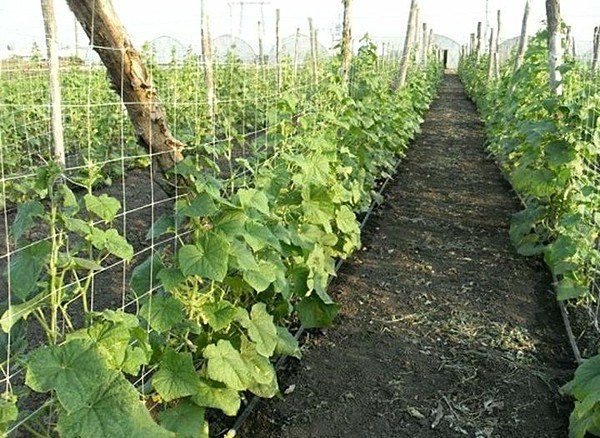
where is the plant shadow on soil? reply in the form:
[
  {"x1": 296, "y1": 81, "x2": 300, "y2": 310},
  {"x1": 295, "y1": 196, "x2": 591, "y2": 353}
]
[{"x1": 238, "y1": 74, "x2": 575, "y2": 438}]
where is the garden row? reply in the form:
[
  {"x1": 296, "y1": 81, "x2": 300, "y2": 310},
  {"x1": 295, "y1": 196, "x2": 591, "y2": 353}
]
[
  {"x1": 0, "y1": 42, "x2": 441, "y2": 436},
  {"x1": 459, "y1": 29, "x2": 600, "y2": 438}
]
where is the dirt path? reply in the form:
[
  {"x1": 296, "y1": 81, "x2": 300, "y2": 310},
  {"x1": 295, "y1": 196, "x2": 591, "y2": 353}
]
[{"x1": 240, "y1": 75, "x2": 574, "y2": 438}]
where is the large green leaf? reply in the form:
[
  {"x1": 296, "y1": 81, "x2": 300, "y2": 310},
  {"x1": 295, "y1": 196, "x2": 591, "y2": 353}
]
[
  {"x1": 237, "y1": 303, "x2": 278, "y2": 357},
  {"x1": 274, "y1": 326, "x2": 301, "y2": 359},
  {"x1": 240, "y1": 339, "x2": 278, "y2": 398},
  {"x1": 25, "y1": 340, "x2": 111, "y2": 412},
  {"x1": 179, "y1": 233, "x2": 230, "y2": 281},
  {"x1": 67, "y1": 320, "x2": 132, "y2": 371},
  {"x1": 180, "y1": 193, "x2": 218, "y2": 218},
  {"x1": 297, "y1": 295, "x2": 340, "y2": 328},
  {"x1": 243, "y1": 261, "x2": 278, "y2": 292},
  {"x1": 6, "y1": 240, "x2": 52, "y2": 300},
  {"x1": 140, "y1": 295, "x2": 185, "y2": 333},
  {"x1": 57, "y1": 371, "x2": 174, "y2": 438},
  {"x1": 192, "y1": 378, "x2": 241, "y2": 416},
  {"x1": 159, "y1": 400, "x2": 208, "y2": 438},
  {"x1": 203, "y1": 340, "x2": 253, "y2": 391},
  {"x1": 84, "y1": 194, "x2": 121, "y2": 222},
  {"x1": 153, "y1": 349, "x2": 201, "y2": 402},
  {"x1": 238, "y1": 188, "x2": 270, "y2": 215},
  {"x1": 199, "y1": 300, "x2": 237, "y2": 331},
  {"x1": 10, "y1": 200, "x2": 44, "y2": 242},
  {"x1": 105, "y1": 229, "x2": 134, "y2": 261}
]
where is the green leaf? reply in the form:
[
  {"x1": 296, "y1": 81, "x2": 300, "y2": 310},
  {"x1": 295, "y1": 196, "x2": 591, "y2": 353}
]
[
  {"x1": 243, "y1": 221, "x2": 280, "y2": 252},
  {"x1": 192, "y1": 378, "x2": 241, "y2": 416},
  {"x1": 556, "y1": 276, "x2": 589, "y2": 301},
  {"x1": 26, "y1": 340, "x2": 110, "y2": 412},
  {"x1": 84, "y1": 194, "x2": 121, "y2": 222},
  {"x1": 146, "y1": 214, "x2": 175, "y2": 240},
  {"x1": 180, "y1": 193, "x2": 218, "y2": 218},
  {"x1": 229, "y1": 240, "x2": 258, "y2": 271},
  {"x1": 240, "y1": 337, "x2": 278, "y2": 397},
  {"x1": 545, "y1": 235, "x2": 578, "y2": 276},
  {"x1": 140, "y1": 295, "x2": 185, "y2": 333},
  {"x1": 67, "y1": 320, "x2": 131, "y2": 371},
  {"x1": 546, "y1": 140, "x2": 576, "y2": 167},
  {"x1": 1, "y1": 292, "x2": 46, "y2": 333},
  {"x1": 11, "y1": 201, "x2": 44, "y2": 241},
  {"x1": 335, "y1": 205, "x2": 358, "y2": 235},
  {"x1": 203, "y1": 340, "x2": 253, "y2": 391},
  {"x1": 131, "y1": 253, "x2": 164, "y2": 295},
  {"x1": 105, "y1": 229, "x2": 134, "y2": 261},
  {"x1": 122, "y1": 346, "x2": 149, "y2": 376},
  {"x1": 178, "y1": 233, "x2": 230, "y2": 281},
  {"x1": 63, "y1": 217, "x2": 92, "y2": 236},
  {"x1": 243, "y1": 261, "x2": 278, "y2": 292},
  {"x1": 238, "y1": 188, "x2": 270, "y2": 215},
  {"x1": 157, "y1": 268, "x2": 186, "y2": 291},
  {"x1": 200, "y1": 300, "x2": 237, "y2": 331},
  {"x1": 297, "y1": 295, "x2": 340, "y2": 328},
  {"x1": 57, "y1": 371, "x2": 174, "y2": 438},
  {"x1": 6, "y1": 240, "x2": 52, "y2": 300},
  {"x1": 0, "y1": 396, "x2": 18, "y2": 427},
  {"x1": 159, "y1": 400, "x2": 208, "y2": 438},
  {"x1": 274, "y1": 326, "x2": 301, "y2": 359},
  {"x1": 153, "y1": 349, "x2": 201, "y2": 402},
  {"x1": 237, "y1": 303, "x2": 278, "y2": 357},
  {"x1": 213, "y1": 210, "x2": 246, "y2": 236}
]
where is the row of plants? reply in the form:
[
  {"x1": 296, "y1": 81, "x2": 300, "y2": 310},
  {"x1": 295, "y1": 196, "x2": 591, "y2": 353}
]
[
  {"x1": 0, "y1": 47, "x2": 322, "y2": 207},
  {"x1": 0, "y1": 41, "x2": 442, "y2": 436},
  {"x1": 459, "y1": 28, "x2": 600, "y2": 438}
]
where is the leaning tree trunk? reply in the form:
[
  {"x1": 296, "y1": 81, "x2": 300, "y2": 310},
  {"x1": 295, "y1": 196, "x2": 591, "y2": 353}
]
[{"x1": 65, "y1": 0, "x2": 185, "y2": 182}]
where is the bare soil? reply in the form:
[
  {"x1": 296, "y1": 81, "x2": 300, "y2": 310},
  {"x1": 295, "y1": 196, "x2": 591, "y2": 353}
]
[{"x1": 239, "y1": 74, "x2": 574, "y2": 438}]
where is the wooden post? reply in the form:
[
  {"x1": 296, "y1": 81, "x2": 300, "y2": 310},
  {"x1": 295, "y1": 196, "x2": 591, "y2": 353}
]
[
  {"x1": 275, "y1": 9, "x2": 282, "y2": 92},
  {"x1": 469, "y1": 33, "x2": 475, "y2": 55},
  {"x1": 495, "y1": 10, "x2": 501, "y2": 55},
  {"x1": 258, "y1": 21, "x2": 264, "y2": 65},
  {"x1": 74, "y1": 16, "x2": 79, "y2": 59},
  {"x1": 565, "y1": 26, "x2": 572, "y2": 57},
  {"x1": 393, "y1": 0, "x2": 418, "y2": 90},
  {"x1": 428, "y1": 29, "x2": 434, "y2": 60},
  {"x1": 487, "y1": 28, "x2": 495, "y2": 81},
  {"x1": 413, "y1": 6, "x2": 421, "y2": 65},
  {"x1": 421, "y1": 23, "x2": 428, "y2": 66},
  {"x1": 493, "y1": 51, "x2": 499, "y2": 78},
  {"x1": 592, "y1": 26, "x2": 600, "y2": 76},
  {"x1": 514, "y1": 0, "x2": 530, "y2": 73},
  {"x1": 293, "y1": 27, "x2": 300, "y2": 80},
  {"x1": 546, "y1": 0, "x2": 563, "y2": 96},
  {"x1": 476, "y1": 21, "x2": 482, "y2": 60},
  {"x1": 308, "y1": 17, "x2": 318, "y2": 85},
  {"x1": 201, "y1": 0, "x2": 215, "y2": 124},
  {"x1": 41, "y1": 0, "x2": 65, "y2": 167},
  {"x1": 65, "y1": 0, "x2": 184, "y2": 174},
  {"x1": 340, "y1": 0, "x2": 353, "y2": 83}
]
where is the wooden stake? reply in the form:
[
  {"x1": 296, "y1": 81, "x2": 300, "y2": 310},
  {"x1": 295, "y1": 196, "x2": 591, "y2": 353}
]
[
  {"x1": 413, "y1": 6, "x2": 421, "y2": 65},
  {"x1": 514, "y1": 0, "x2": 530, "y2": 73},
  {"x1": 495, "y1": 10, "x2": 501, "y2": 55},
  {"x1": 340, "y1": 0, "x2": 353, "y2": 84},
  {"x1": 293, "y1": 27, "x2": 300, "y2": 80},
  {"x1": 421, "y1": 23, "x2": 428, "y2": 66},
  {"x1": 476, "y1": 21, "x2": 482, "y2": 60},
  {"x1": 393, "y1": 0, "x2": 418, "y2": 90},
  {"x1": 308, "y1": 17, "x2": 318, "y2": 85},
  {"x1": 565, "y1": 26, "x2": 572, "y2": 57},
  {"x1": 487, "y1": 28, "x2": 495, "y2": 81},
  {"x1": 65, "y1": 0, "x2": 184, "y2": 174},
  {"x1": 276, "y1": 9, "x2": 282, "y2": 92},
  {"x1": 258, "y1": 21, "x2": 264, "y2": 65},
  {"x1": 201, "y1": 0, "x2": 215, "y2": 124},
  {"x1": 592, "y1": 26, "x2": 600, "y2": 76},
  {"x1": 546, "y1": 0, "x2": 563, "y2": 96},
  {"x1": 470, "y1": 33, "x2": 475, "y2": 55},
  {"x1": 41, "y1": 0, "x2": 65, "y2": 167}
]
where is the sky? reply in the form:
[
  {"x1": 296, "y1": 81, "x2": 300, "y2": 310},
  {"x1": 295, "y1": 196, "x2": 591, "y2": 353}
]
[{"x1": 0, "y1": 0, "x2": 598, "y2": 57}]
